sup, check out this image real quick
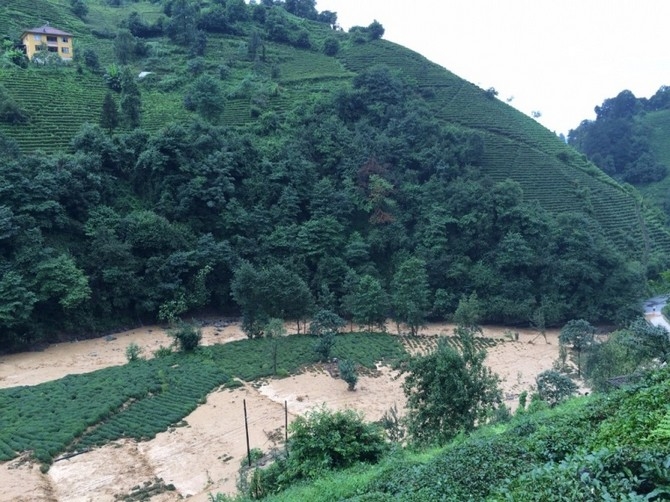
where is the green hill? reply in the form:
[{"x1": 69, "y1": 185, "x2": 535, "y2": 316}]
[
  {"x1": 637, "y1": 108, "x2": 670, "y2": 212},
  {"x1": 567, "y1": 87, "x2": 670, "y2": 222},
  {"x1": 1, "y1": 0, "x2": 666, "y2": 260},
  {"x1": 0, "y1": 0, "x2": 669, "y2": 347}
]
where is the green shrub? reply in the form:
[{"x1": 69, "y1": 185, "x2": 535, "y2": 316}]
[
  {"x1": 339, "y1": 359, "x2": 358, "y2": 391},
  {"x1": 125, "y1": 342, "x2": 143, "y2": 362},
  {"x1": 153, "y1": 345, "x2": 172, "y2": 358},
  {"x1": 535, "y1": 370, "x2": 578, "y2": 407},
  {"x1": 594, "y1": 367, "x2": 670, "y2": 448},
  {"x1": 380, "y1": 403, "x2": 405, "y2": 442},
  {"x1": 313, "y1": 331, "x2": 336, "y2": 362},
  {"x1": 309, "y1": 309, "x2": 345, "y2": 337},
  {"x1": 323, "y1": 37, "x2": 340, "y2": 56},
  {"x1": 496, "y1": 446, "x2": 670, "y2": 501},
  {"x1": 402, "y1": 328, "x2": 502, "y2": 445},
  {"x1": 260, "y1": 407, "x2": 386, "y2": 494},
  {"x1": 168, "y1": 323, "x2": 202, "y2": 352},
  {"x1": 0, "y1": 87, "x2": 29, "y2": 124}
]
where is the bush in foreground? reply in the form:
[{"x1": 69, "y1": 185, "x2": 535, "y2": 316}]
[{"x1": 257, "y1": 407, "x2": 387, "y2": 496}]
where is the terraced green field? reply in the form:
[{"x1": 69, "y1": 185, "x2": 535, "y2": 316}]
[
  {"x1": 0, "y1": 332, "x2": 406, "y2": 466},
  {"x1": 0, "y1": 67, "x2": 107, "y2": 152},
  {"x1": 2, "y1": 0, "x2": 670, "y2": 256},
  {"x1": 336, "y1": 40, "x2": 670, "y2": 257},
  {"x1": 643, "y1": 110, "x2": 670, "y2": 168}
]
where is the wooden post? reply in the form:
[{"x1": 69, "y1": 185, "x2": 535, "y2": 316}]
[{"x1": 244, "y1": 399, "x2": 251, "y2": 467}]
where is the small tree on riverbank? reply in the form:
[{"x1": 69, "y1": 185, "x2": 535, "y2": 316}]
[{"x1": 401, "y1": 325, "x2": 502, "y2": 445}]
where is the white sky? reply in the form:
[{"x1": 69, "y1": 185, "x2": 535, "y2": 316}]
[{"x1": 316, "y1": 0, "x2": 670, "y2": 136}]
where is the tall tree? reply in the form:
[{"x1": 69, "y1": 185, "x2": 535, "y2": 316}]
[
  {"x1": 391, "y1": 256, "x2": 430, "y2": 335},
  {"x1": 184, "y1": 74, "x2": 224, "y2": 123},
  {"x1": 99, "y1": 92, "x2": 119, "y2": 133},
  {"x1": 559, "y1": 319, "x2": 596, "y2": 377},
  {"x1": 113, "y1": 29, "x2": 135, "y2": 64},
  {"x1": 345, "y1": 274, "x2": 389, "y2": 333},
  {"x1": 230, "y1": 262, "x2": 267, "y2": 338},
  {"x1": 120, "y1": 68, "x2": 141, "y2": 128},
  {"x1": 453, "y1": 292, "x2": 483, "y2": 330},
  {"x1": 265, "y1": 317, "x2": 286, "y2": 374},
  {"x1": 166, "y1": 0, "x2": 198, "y2": 46}
]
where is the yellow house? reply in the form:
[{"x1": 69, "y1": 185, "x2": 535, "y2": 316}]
[{"x1": 21, "y1": 24, "x2": 74, "y2": 61}]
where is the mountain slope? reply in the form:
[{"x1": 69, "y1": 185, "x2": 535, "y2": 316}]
[
  {"x1": 1, "y1": 0, "x2": 667, "y2": 259},
  {"x1": 0, "y1": 0, "x2": 668, "y2": 345},
  {"x1": 338, "y1": 40, "x2": 669, "y2": 259}
]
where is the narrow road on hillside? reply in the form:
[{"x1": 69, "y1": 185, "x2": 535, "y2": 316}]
[{"x1": 643, "y1": 296, "x2": 670, "y2": 331}]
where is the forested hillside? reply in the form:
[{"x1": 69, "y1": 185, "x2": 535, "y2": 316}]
[
  {"x1": 1, "y1": 0, "x2": 668, "y2": 349},
  {"x1": 569, "y1": 86, "x2": 670, "y2": 217}
]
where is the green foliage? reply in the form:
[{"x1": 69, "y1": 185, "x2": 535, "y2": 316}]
[
  {"x1": 125, "y1": 342, "x2": 143, "y2": 362},
  {"x1": 120, "y1": 67, "x2": 141, "y2": 128},
  {"x1": 166, "y1": 0, "x2": 199, "y2": 46},
  {"x1": 323, "y1": 37, "x2": 339, "y2": 56},
  {"x1": 104, "y1": 64, "x2": 122, "y2": 92},
  {"x1": 265, "y1": 317, "x2": 287, "y2": 374},
  {"x1": 560, "y1": 319, "x2": 597, "y2": 350},
  {"x1": 35, "y1": 254, "x2": 91, "y2": 309},
  {"x1": 114, "y1": 29, "x2": 136, "y2": 64},
  {"x1": 391, "y1": 257, "x2": 430, "y2": 335},
  {"x1": 7, "y1": 49, "x2": 28, "y2": 68},
  {"x1": 313, "y1": 331, "x2": 336, "y2": 362},
  {"x1": 0, "y1": 86, "x2": 29, "y2": 124},
  {"x1": 259, "y1": 407, "x2": 386, "y2": 495},
  {"x1": 569, "y1": 88, "x2": 669, "y2": 185},
  {"x1": 559, "y1": 319, "x2": 596, "y2": 377},
  {"x1": 82, "y1": 48, "x2": 100, "y2": 71},
  {"x1": 367, "y1": 20, "x2": 385, "y2": 40},
  {"x1": 153, "y1": 345, "x2": 173, "y2": 358},
  {"x1": 0, "y1": 271, "x2": 37, "y2": 332},
  {"x1": 99, "y1": 92, "x2": 119, "y2": 133},
  {"x1": 594, "y1": 367, "x2": 670, "y2": 448},
  {"x1": 232, "y1": 263, "x2": 314, "y2": 338},
  {"x1": 0, "y1": 0, "x2": 665, "y2": 345},
  {"x1": 582, "y1": 326, "x2": 654, "y2": 392},
  {"x1": 184, "y1": 74, "x2": 224, "y2": 122},
  {"x1": 453, "y1": 292, "x2": 483, "y2": 330},
  {"x1": 535, "y1": 370, "x2": 578, "y2": 407},
  {"x1": 380, "y1": 403, "x2": 405, "y2": 442},
  {"x1": 338, "y1": 359, "x2": 358, "y2": 391},
  {"x1": 401, "y1": 326, "x2": 503, "y2": 445},
  {"x1": 168, "y1": 322, "x2": 202, "y2": 352},
  {"x1": 498, "y1": 446, "x2": 670, "y2": 501},
  {"x1": 344, "y1": 275, "x2": 389, "y2": 333},
  {"x1": 309, "y1": 309, "x2": 345, "y2": 337},
  {"x1": 627, "y1": 317, "x2": 670, "y2": 362}
]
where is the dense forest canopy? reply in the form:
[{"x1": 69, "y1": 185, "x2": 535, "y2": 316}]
[
  {"x1": 569, "y1": 86, "x2": 670, "y2": 184},
  {"x1": 0, "y1": 0, "x2": 665, "y2": 350}
]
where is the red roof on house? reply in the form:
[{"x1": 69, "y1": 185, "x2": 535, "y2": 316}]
[{"x1": 22, "y1": 24, "x2": 73, "y2": 37}]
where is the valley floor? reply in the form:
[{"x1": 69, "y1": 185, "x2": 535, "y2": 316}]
[{"x1": 0, "y1": 322, "x2": 562, "y2": 501}]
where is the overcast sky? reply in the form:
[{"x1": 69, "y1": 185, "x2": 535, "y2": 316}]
[{"x1": 315, "y1": 0, "x2": 670, "y2": 136}]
